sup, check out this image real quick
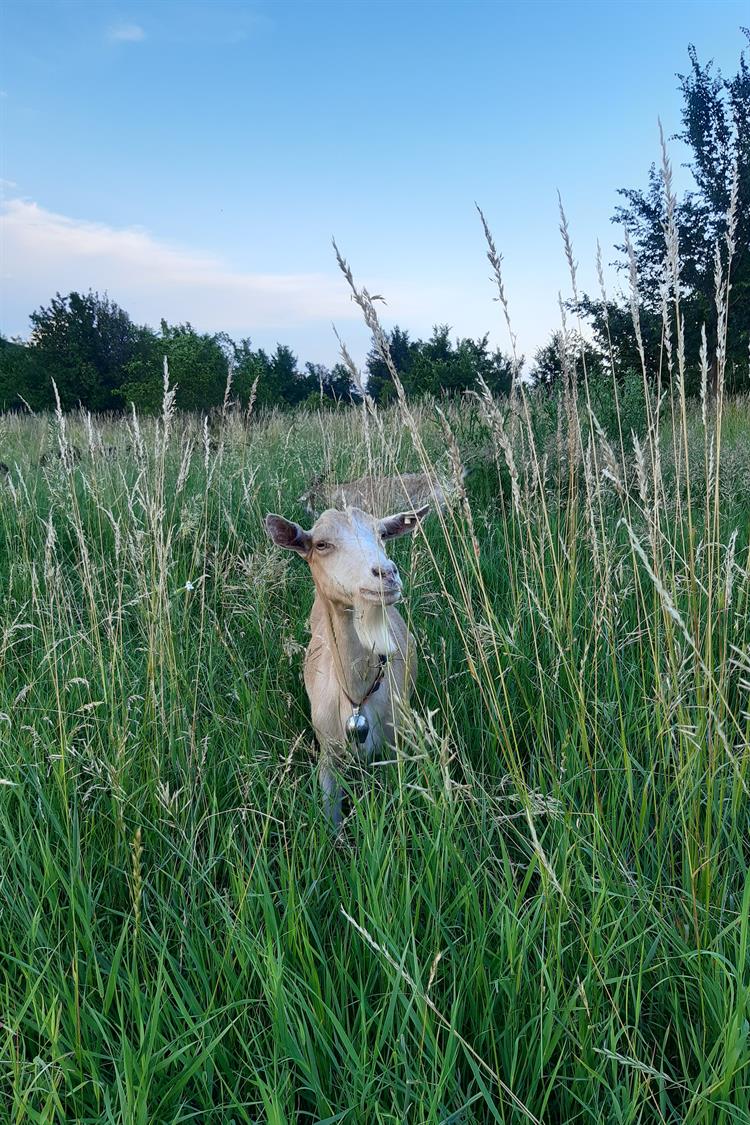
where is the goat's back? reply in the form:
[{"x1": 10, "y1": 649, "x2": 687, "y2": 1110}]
[{"x1": 304, "y1": 470, "x2": 449, "y2": 517}]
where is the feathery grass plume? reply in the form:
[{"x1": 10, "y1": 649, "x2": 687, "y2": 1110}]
[
  {"x1": 175, "y1": 433, "x2": 195, "y2": 496},
  {"x1": 51, "y1": 379, "x2": 71, "y2": 470},
  {"x1": 557, "y1": 191, "x2": 579, "y2": 307},
  {"x1": 557, "y1": 293, "x2": 582, "y2": 481},
  {"x1": 332, "y1": 240, "x2": 459, "y2": 531},
  {"x1": 43, "y1": 512, "x2": 57, "y2": 585},
  {"x1": 596, "y1": 237, "x2": 631, "y2": 476},
  {"x1": 659, "y1": 120, "x2": 680, "y2": 307},
  {"x1": 589, "y1": 406, "x2": 623, "y2": 495},
  {"x1": 245, "y1": 373, "x2": 260, "y2": 424},
  {"x1": 159, "y1": 355, "x2": 176, "y2": 445},
  {"x1": 700, "y1": 323, "x2": 710, "y2": 429},
  {"x1": 659, "y1": 270, "x2": 673, "y2": 393},
  {"x1": 659, "y1": 125, "x2": 687, "y2": 425},
  {"x1": 221, "y1": 359, "x2": 234, "y2": 421},
  {"x1": 624, "y1": 230, "x2": 648, "y2": 385},
  {"x1": 723, "y1": 527, "x2": 738, "y2": 608},
  {"x1": 130, "y1": 826, "x2": 143, "y2": 939},
  {"x1": 333, "y1": 238, "x2": 410, "y2": 411},
  {"x1": 558, "y1": 195, "x2": 608, "y2": 574},
  {"x1": 332, "y1": 323, "x2": 371, "y2": 411},
  {"x1": 202, "y1": 414, "x2": 211, "y2": 474},
  {"x1": 475, "y1": 375, "x2": 521, "y2": 516},
  {"x1": 475, "y1": 203, "x2": 522, "y2": 399},
  {"x1": 127, "y1": 399, "x2": 146, "y2": 466},
  {"x1": 84, "y1": 409, "x2": 96, "y2": 457}
]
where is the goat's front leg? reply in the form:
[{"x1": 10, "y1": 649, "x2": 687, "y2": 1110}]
[{"x1": 318, "y1": 744, "x2": 344, "y2": 828}]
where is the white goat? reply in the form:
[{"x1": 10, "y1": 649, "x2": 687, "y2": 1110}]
[
  {"x1": 298, "y1": 469, "x2": 451, "y2": 519},
  {"x1": 265, "y1": 504, "x2": 428, "y2": 825}
]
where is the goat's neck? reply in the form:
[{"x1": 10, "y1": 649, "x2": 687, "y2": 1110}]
[{"x1": 315, "y1": 593, "x2": 394, "y2": 703}]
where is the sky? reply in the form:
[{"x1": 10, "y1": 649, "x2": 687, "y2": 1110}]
[{"x1": 0, "y1": 0, "x2": 746, "y2": 369}]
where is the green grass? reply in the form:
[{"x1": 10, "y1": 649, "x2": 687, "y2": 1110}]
[{"x1": 0, "y1": 377, "x2": 749, "y2": 1123}]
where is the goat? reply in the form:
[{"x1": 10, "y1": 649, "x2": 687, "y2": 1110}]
[
  {"x1": 298, "y1": 469, "x2": 451, "y2": 519},
  {"x1": 265, "y1": 504, "x2": 428, "y2": 825},
  {"x1": 39, "y1": 444, "x2": 82, "y2": 468}
]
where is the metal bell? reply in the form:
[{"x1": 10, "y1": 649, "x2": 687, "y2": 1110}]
[{"x1": 346, "y1": 710, "x2": 370, "y2": 744}]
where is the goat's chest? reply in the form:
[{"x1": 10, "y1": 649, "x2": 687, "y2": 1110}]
[{"x1": 337, "y1": 687, "x2": 394, "y2": 760}]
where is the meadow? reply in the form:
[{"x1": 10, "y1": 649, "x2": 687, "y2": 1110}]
[{"x1": 1, "y1": 305, "x2": 749, "y2": 1124}]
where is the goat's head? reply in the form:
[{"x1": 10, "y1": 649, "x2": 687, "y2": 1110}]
[
  {"x1": 265, "y1": 505, "x2": 428, "y2": 608},
  {"x1": 296, "y1": 471, "x2": 327, "y2": 517}
]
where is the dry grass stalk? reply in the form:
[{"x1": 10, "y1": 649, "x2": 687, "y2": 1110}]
[{"x1": 475, "y1": 203, "x2": 521, "y2": 398}]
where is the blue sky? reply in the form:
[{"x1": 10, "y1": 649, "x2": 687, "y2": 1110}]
[{"x1": 1, "y1": 0, "x2": 746, "y2": 368}]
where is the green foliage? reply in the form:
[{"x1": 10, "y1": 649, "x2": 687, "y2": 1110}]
[
  {"x1": 1, "y1": 296, "x2": 365, "y2": 417},
  {"x1": 364, "y1": 325, "x2": 419, "y2": 403},
  {"x1": 366, "y1": 324, "x2": 514, "y2": 403},
  {"x1": 0, "y1": 335, "x2": 48, "y2": 411},
  {"x1": 580, "y1": 34, "x2": 750, "y2": 392},
  {"x1": 121, "y1": 321, "x2": 235, "y2": 413},
  {"x1": 16, "y1": 291, "x2": 152, "y2": 411},
  {"x1": 2, "y1": 299, "x2": 513, "y2": 416},
  {"x1": 529, "y1": 329, "x2": 603, "y2": 390}
]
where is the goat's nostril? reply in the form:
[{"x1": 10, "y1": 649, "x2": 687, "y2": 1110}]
[{"x1": 372, "y1": 564, "x2": 398, "y2": 582}]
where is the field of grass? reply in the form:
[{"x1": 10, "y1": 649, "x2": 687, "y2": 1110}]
[{"x1": 1, "y1": 340, "x2": 749, "y2": 1124}]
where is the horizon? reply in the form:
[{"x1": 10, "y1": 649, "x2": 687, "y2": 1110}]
[{"x1": 1, "y1": 0, "x2": 746, "y2": 369}]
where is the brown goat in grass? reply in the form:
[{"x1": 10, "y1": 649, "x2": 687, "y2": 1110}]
[
  {"x1": 265, "y1": 503, "x2": 428, "y2": 825},
  {"x1": 298, "y1": 468, "x2": 451, "y2": 519}
]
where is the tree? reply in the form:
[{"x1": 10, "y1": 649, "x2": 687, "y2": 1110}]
[
  {"x1": 0, "y1": 336, "x2": 49, "y2": 411},
  {"x1": 530, "y1": 330, "x2": 603, "y2": 391},
  {"x1": 251, "y1": 345, "x2": 302, "y2": 408},
  {"x1": 365, "y1": 324, "x2": 514, "y2": 402},
  {"x1": 365, "y1": 327, "x2": 419, "y2": 403},
  {"x1": 119, "y1": 321, "x2": 233, "y2": 413},
  {"x1": 408, "y1": 326, "x2": 515, "y2": 397},
  {"x1": 302, "y1": 362, "x2": 360, "y2": 406},
  {"x1": 581, "y1": 34, "x2": 750, "y2": 392},
  {"x1": 3, "y1": 295, "x2": 510, "y2": 414},
  {"x1": 28, "y1": 291, "x2": 150, "y2": 410}
]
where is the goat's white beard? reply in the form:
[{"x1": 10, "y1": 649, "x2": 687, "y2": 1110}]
[{"x1": 353, "y1": 603, "x2": 396, "y2": 656}]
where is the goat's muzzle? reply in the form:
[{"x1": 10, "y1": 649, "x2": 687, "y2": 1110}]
[{"x1": 358, "y1": 580, "x2": 402, "y2": 605}]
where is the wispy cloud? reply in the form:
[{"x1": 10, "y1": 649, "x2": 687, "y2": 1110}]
[
  {"x1": 107, "y1": 22, "x2": 146, "y2": 43},
  {"x1": 0, "y1": 198, "x2": 359, "y2": 336}
]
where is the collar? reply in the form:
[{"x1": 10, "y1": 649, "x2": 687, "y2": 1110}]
[{"x1": 342, "y1": 653, "x2": 388, "y2": 710}]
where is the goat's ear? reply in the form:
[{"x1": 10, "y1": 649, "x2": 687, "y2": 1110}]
[
  {"x1": 379, "y1": 505, "x2": 430, "y2": 539},
  {"x1": 265, "y1": 514, "x2": 312, "y2": 555}
]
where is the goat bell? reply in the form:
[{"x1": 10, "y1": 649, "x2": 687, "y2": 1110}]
[{"x1": 346, "y1": 711, "x2": 370, "y2": 744}]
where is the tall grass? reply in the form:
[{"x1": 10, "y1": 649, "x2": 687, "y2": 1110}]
[{"x1": 1, "y1": 204, "x2": 749, "y2": 1121}]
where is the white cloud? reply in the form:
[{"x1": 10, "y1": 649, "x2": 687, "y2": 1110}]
[
  {"x1": 0, "y1": 196, "x2": 563, "y2": 366},
  {"x1": 0, "y1": 198, "x2": 360, "y2": 339},
  {"x1": 107, "y1": 22, "x2": 146, "y2": 43}
]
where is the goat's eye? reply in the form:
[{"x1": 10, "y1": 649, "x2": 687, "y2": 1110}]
[{"x1": 315, "y1": 541, "x2": 331, "y2": 552}]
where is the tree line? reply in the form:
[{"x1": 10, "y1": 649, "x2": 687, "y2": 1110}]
[
  {"x1": 1, "y1": 36, "x2": 746, "y2": 414},
  {"x1": 0, "y1": 296, "x2": 515, "y2": 414}
]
